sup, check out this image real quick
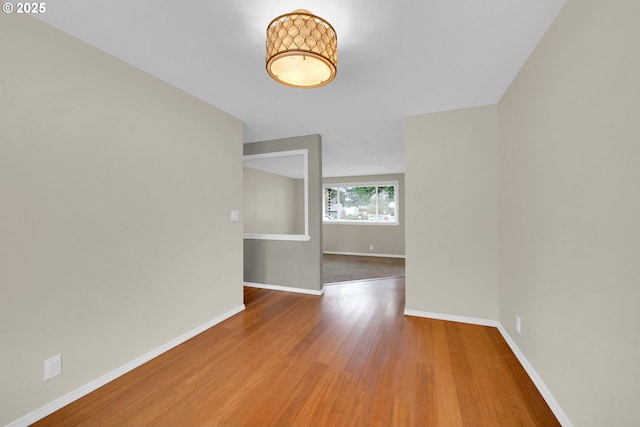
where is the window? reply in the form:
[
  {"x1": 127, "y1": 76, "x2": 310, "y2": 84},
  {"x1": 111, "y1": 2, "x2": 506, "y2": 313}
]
[{"x1": 323, "y1": 182, "x2": 398, "y2": 224}]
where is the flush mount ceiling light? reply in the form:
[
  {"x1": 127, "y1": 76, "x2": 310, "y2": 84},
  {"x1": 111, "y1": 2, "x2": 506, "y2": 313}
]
[{"x1": 266, "y1": 9, "x2": 337, "y2": 88}]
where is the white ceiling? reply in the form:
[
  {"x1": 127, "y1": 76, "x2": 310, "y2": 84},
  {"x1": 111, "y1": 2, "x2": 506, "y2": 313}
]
[{"x1": 29, "y1": 0, "x2": 566, "y2": 177}]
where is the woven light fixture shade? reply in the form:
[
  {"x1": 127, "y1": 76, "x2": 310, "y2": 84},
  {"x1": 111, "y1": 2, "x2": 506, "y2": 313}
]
[{"x1": 266, "y1": 9, "x2": 337, "y2": 88}]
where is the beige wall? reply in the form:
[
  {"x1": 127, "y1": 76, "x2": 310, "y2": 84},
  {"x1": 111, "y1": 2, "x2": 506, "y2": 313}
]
[
  {"x1": 405, "y1": 106, "x2": 499, "y2": 320},
  {"x1": 243, "y1": 167, "x2": 304, "y2": 235},
  {"x1": 405, "y1": 0, "x2": 640, "y2": 424},
  {"x1": 0, "y1": 14, "x2": 244, "y2": 425},
  {"x1": 243, "y1": 136, "x2": 323, "y2": 291},
  {"x1": 323, "y1": 174, "x2": 405, "y2": 256},
  {"x1": 498, "y1": 0, "x2": 640, "y2": 425}
]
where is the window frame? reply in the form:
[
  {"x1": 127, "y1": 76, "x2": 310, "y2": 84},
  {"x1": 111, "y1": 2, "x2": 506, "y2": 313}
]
[{"x1": 322, "y1": 181, "x2": 400, "y2": 226}]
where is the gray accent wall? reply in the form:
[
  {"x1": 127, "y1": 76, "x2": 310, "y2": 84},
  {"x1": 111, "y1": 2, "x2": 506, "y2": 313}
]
[
  {"x1": 323, "y1": 174, "x2": 405, "y2": 257},
  {"x1": 1, "y1": 14, "x2": 244, "y2": 426},
  {"x1": 243, "y1": 135, "x2": 323, "y2": 291}
]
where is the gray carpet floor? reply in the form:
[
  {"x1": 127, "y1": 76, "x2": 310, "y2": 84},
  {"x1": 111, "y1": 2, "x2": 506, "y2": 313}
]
[{"x1": 323, "y1": 254, "x2": 405, "y2": 284}]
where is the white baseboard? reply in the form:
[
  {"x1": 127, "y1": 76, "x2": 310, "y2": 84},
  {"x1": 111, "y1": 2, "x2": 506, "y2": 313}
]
[
  {"x1": 244, "y1": 282, "x2": 324, "y2": 296},
  {"x1": 403, "y1": 308, "x2": 573, "y2": 427},
  {"x1": 7, "y1": 304, "x2": 246, "y2": 427},
  {"x1": 496, "y1": 324, "x2": 573, "y2": 427},
  {"x1": 323, "y1": 251, "x2": 405, "y2": 259},
  {"x1": 404, "y1": 308, "x2": 499, "y2": 327}
]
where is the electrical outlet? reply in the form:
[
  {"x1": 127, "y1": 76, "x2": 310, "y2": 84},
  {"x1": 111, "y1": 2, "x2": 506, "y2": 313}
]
[
  {"x1": 369, "y1": 245, "x2": 374, "y2": 251},
  {"x1": 44, "y1": 354, "x2": 62, "y2": 381},
  {"x1": 516, "y1": 316, "x2": 522, "y2": 334}
]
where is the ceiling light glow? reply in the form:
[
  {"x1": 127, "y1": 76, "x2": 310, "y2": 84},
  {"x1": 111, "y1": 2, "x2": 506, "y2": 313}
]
[{"x1": 266, "y1": 9, "x2": 337, "y2": 88}]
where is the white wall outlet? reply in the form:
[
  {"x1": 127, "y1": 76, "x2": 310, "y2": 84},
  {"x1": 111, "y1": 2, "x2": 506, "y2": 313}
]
[
  {"x1": 516, "y1": 315, "x2": 522, "y2": 334},
  {"x1": 44, "y1": 354, "x2": 62, "y2": 381},
  {"x1": 369, "y1": 245, "x2": 374, "y2": 251},
  {"x1": 230, "y1": 210, "x2": 240, "y2": 222}
]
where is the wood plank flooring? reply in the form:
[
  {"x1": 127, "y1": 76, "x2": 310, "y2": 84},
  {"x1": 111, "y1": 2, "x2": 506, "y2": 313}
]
[{"x1": 34, "y1": 278, "x2": 559, "y2": 426}]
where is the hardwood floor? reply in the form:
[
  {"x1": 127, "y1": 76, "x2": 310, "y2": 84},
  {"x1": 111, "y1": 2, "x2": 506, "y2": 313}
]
[{"x1": 34, "y1": 278, "x2": 559, "y2": 427}]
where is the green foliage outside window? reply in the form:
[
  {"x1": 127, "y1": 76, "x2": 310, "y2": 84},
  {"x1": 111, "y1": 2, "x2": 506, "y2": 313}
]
[{"x1": 324, "y1": 183, "x2": 397, "y2": 223}]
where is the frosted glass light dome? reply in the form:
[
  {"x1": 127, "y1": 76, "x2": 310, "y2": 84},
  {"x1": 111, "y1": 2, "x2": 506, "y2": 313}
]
[{"x1": 266, "y1": 10, "x2": 337, "y2": 88}]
